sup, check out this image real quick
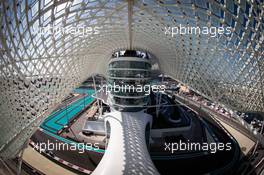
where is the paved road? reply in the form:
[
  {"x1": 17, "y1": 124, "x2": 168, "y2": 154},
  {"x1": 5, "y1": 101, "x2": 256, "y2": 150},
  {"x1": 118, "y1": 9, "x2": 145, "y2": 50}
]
[
  {"x1": 31, "y1": 130, "x2": 103, "y2": 172},
  {"x1": 23, "y1": 146, "x2": 76, "y2": 175},
  {"x1": 175, "y1": 95, "x2": 264, "y2": 175}
]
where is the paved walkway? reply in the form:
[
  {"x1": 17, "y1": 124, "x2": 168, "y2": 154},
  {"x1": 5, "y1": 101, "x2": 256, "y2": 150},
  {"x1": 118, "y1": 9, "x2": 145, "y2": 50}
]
[
  {"x1": 217, "y1": 120, "x2": 255, "y2": 155},
  {"x1": 22, "y1": 147, "x2": 76, "y2": 175},
  {"x1": 175, "y1": 94, "x2": 256, "y2": 155}
]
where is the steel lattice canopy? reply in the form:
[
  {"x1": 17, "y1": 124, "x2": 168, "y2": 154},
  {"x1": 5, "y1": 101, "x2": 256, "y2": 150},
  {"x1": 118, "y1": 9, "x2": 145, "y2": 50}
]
[{"x1": 0, "y1": 0, "x2": 263, "y2": 158}]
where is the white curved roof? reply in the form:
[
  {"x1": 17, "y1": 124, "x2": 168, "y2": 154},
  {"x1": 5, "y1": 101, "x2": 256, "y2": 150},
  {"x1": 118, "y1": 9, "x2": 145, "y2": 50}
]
[{"x1": 0, "y1": 0, "x2": 263, "y2": 158}]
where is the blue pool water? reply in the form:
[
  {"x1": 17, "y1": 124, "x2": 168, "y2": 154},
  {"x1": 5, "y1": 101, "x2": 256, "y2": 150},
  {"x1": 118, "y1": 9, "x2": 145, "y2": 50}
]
[
  {"x1": 73, "y1": 88, "x2": 94, "y2": 95},
  {"x1": 41, "y1": 89, "x2": 95, "y2": 133},
  {"x1": 41, "y1": 129, "x2": 105, "y2": 154}
]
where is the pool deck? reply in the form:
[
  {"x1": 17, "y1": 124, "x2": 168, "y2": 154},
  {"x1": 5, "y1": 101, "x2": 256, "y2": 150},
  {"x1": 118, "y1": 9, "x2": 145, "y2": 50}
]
[
  {"x1": 61, "y1": 102, "x2": 106, "y2": 148},
  {"x1": 41, "y1": 90, "x2": 95, "y2": 134}
]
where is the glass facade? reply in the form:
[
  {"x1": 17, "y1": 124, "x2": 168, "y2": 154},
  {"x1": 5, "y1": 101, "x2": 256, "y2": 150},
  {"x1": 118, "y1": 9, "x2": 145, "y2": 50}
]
[
  {"x1": 108, "y1": 57, "x2": 151, "y2": 110},
  {"x1": 109, "y1": 61, "x2": 151, "y2": 69},
  {"x1": 108, "y1": 70, "x2": 150, "y2": 79}
]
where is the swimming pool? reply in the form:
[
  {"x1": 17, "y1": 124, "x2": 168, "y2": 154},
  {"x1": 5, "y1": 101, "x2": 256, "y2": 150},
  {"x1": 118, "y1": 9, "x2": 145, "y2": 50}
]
[
  {"x1": 41, "y1": 89, "x2": 95, "y2": 133},
  {"x1": 73, "y1": 88, "x2": 94, "y2": 95}
]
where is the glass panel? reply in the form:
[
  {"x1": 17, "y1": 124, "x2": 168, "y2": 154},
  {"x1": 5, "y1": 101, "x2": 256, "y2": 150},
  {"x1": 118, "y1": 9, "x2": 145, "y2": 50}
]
[{"x1": 109, "y1": 61, "x2": 151, "y2": 69}]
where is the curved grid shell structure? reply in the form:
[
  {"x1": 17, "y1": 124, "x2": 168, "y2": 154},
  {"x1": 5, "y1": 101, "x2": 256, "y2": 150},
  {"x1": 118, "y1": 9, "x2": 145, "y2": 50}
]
[{"x1": 0, "y1": 0, "x2": 263, "y2": 160}]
